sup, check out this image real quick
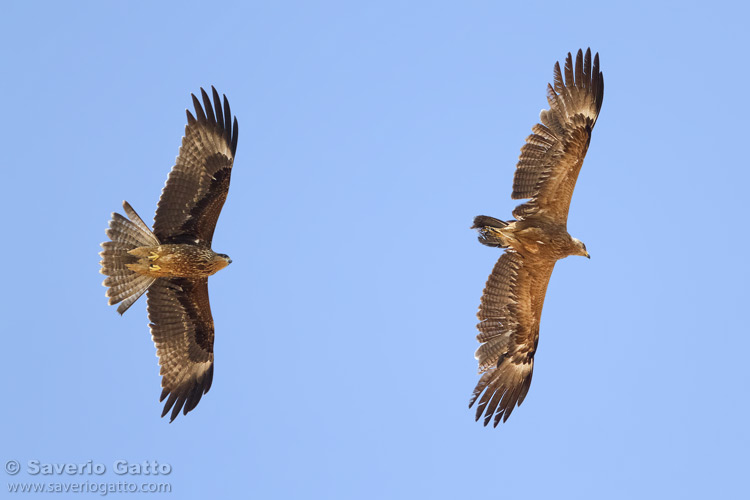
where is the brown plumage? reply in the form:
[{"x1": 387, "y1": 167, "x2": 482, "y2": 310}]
[
  {"x1": 99, "y1": 86, "x2": 238, "y2": 422},
  {"x1": 469, "y1": 49, "x2": 603, "y2": 426}
]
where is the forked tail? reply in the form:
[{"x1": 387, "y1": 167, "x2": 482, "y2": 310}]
[
  {"x1": 471, "y1": 215, "x2": 510, "y2": 248},
  {"x1": 99, "y1": 201, "x2": 160, "y2": 314}
]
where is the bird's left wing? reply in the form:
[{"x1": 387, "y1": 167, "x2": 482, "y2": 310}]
[
  {"x1": 147, "y1": 278, "x2": 214, "y2": 422},
  {"x1": 511, "y1": 49, "x2": 603, "y2": 224},
  {"x1": 470, "y1": 251, "x2": 555, "y2": 426},
  {"x1": 153, "y1": 87, "x2": 238, "y2": 246}
]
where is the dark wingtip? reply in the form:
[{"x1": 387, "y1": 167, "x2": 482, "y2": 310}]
[
  {"x1": 158, "y1": 366, "x2": 213, "y2": 422},
  {"x1": 223, "y1": 94, "x2": 232, "y2": 132},
  {"x1": 191, "y1": 94, "x2": 207, "y2": 123},
  {"x1": 199, "y1": 87, "x2": 237, "y2": 156},
  {"x1": 231, "y1": 116, "x2": 239, "y2": 155},
  {"x1": 211, "y1": 86, "x2": 224, "y2": 134},
  {"x1": 200, "y1": 87, "x2": 216, "y2": 126},
  {"x1": 170, "y1": 394, "x2": 186, "y2": 422}
]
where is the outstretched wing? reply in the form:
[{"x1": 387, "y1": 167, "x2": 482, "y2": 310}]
[
  {"x1": 469, "y1": 251, "x2": 555, "y2": 426},
  {"x1": 147, "y1": 278, "x2": 215, "y2": 422},
  {"x1": 511, "y1": 48, "x2": 603, "y2": 224},
  {"x1": 153, "y1": 87, "x2": 238, "y2": 246}
]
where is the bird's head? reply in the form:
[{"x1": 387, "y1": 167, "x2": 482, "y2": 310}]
[
  {"x1": 214, "y1": 252, "x2": 233, "y2": 270},
  {"x1": 572, "y1": 238, "x2": 590, "y2": 259}
]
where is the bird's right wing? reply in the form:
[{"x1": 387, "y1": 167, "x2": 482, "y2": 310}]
[
  {"x1": 470, "y1": 251, "x2": 556, "y2": 426},
  {"x1": 147, "y1": 277, "x2": 215, "y2": 422}
]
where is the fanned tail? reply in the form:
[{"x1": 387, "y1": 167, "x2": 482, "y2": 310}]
[
  {"x1": 471, "y1": 215, "x2": 510, "y2": 248},
  {"x1": 99, "y1": 201, "x2": 160, "y2": 314}
]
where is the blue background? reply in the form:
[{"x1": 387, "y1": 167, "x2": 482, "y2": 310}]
[{"x1": 2, "y1": 1, "x2": 748, "y2": 498}]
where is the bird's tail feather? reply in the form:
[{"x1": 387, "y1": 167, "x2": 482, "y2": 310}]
[
  {"x1": 471, "y1": 215, "x2": 510, "y2": 248},
  {"x1": 99, "y1": 201, "x2": 160, "y2": 315}
]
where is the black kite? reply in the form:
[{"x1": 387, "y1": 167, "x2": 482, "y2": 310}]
[
  {"x1": 99, "y1": 87, "x2": 238, "y2": 421},
  {"x1": 470, "y1": 49, "x2": 604, "y2": 426}
]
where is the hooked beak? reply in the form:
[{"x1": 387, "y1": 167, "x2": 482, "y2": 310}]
[
  {"x1": 585, "y1": 252, "x2": 590, "y2": 260},
  {"x1": 227, "y1": 257, "x2": 233, "y2": 265}
]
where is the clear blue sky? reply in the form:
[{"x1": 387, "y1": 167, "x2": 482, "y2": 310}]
[{"x1": 2, "y1": 1, "x2": 748, "y2": 498}]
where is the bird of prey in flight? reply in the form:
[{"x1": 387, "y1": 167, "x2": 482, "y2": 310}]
[
  {"x1": 100, "y1": 87, "x2": 238, "y2": 422},
  {"x1": 470, "y1": 49, "x2": 603, "y2": 426}
]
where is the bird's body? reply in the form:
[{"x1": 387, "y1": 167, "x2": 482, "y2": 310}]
[
  {"x1": 126, "y1": 244, "x2": 230, "y2": 279},
  {"x1": 470, "y1": 49, "x2": 603, "y2": 426},
  {"x1": 475, "y1": 216, "x2": 588, "y2": 260},
  {"x1": 100, "y1": 86, "x2": 238, "y2": 422}
]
